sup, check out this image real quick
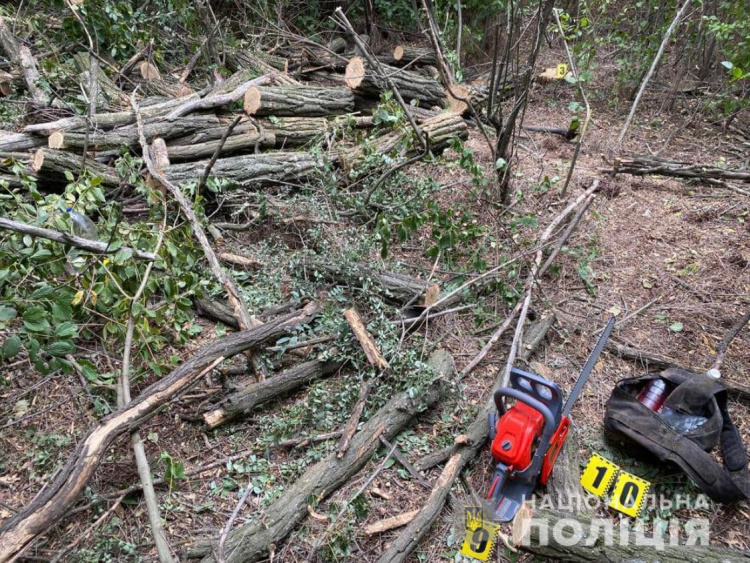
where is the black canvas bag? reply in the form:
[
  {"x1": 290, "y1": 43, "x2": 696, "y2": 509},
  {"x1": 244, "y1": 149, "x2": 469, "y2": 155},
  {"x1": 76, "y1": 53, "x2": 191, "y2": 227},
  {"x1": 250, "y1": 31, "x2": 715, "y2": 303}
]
[{"x1": 604, "y1": 367, "x2": 750, "y2": 503}]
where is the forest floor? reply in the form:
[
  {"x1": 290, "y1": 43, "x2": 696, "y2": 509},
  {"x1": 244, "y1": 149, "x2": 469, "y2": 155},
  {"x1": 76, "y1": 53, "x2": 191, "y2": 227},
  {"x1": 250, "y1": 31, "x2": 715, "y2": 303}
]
[{"x1": 1, "y1": 42, "x2": 750, "y2": 562}]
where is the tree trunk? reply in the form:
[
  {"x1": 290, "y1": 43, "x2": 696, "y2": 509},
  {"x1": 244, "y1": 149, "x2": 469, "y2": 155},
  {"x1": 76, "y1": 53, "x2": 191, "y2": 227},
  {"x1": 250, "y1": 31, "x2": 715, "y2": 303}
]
[
  {"x1": 337, "y1": 112, "x2": 467, "y2": 166},
  {"x1": 344, "y1": 57, "x2": 446, "y2": 106},
  {"x1": 202, "y1": 359, "x2": 344, "y2": 428},
  {"x1": 53, "y1": 115, "x2": 220, "y2": 152},
  {"x1": 73, "y1": 52, "x2": 130, "y2": 109},
  {"x1": 244, "y1": 85, "x2": 354, "y2": 117},
  {"x1": 31, "y1": 149, "x2": 121, "y2": 187},
  {"x1": 164, "y1": 151, "x2": 322, "y2": 187},
  {"x1": 0, "y1": 16, "x2": 49, "y2": 106},
  {"x1": 0, "y1": 303, "x2": 321, "y2": 563},
  {"x1": 187, "y1": 382, "x2": 446, "y2": 563}
]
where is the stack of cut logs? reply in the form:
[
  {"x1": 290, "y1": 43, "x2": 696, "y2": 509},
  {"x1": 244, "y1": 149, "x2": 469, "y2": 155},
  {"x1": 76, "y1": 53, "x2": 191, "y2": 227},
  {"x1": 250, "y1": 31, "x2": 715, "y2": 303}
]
[{"x1": 0, "y1": 35, "x2": 486, "y2": 190}]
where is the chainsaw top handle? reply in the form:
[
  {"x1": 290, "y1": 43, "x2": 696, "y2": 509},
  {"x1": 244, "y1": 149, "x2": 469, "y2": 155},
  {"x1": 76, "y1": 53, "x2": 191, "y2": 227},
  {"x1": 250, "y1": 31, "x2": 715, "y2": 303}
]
[{"x1": 493, "y1": 388, "x2": 556, "y2": 435}]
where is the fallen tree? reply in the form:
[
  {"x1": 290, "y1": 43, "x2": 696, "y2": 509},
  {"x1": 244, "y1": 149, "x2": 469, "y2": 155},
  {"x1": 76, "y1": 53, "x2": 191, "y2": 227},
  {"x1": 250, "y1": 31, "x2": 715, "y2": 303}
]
[
  {"x1": 0, "y1": 302, "x2": 321, "y2": 563},
  {"x1": 30, "y1": 149, "x2": 121, "y2": 187},
  {"x1": 187, "y1": 377, "x2": 446, "y2": 562},
  {"x1": 606, "y1": 156, "x2": 750, "y2": 183}
]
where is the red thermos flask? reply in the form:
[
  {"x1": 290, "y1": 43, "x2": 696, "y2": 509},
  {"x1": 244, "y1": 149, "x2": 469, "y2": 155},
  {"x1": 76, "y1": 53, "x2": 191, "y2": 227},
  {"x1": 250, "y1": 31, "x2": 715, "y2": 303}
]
[{"x1": 637, "y1": 379, "x2": 670, "y2": 412}]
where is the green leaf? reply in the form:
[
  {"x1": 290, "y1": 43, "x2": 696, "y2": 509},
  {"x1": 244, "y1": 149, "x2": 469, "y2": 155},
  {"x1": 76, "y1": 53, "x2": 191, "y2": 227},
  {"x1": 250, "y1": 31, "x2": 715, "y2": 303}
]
[
  {"x1": 22, "y1": 306, "x2": 46, "y2": 323},
  {"x1": 0, "y1": 305, "x2": 17, "y2": 322},
  {"x1": 47, "y1": 340, "x2": 75, "y2": 356},
  {"x1": 669, "y1": 322, "x2": 683, "y2": 333},
  {"x1": 495, "y1": 158, "x2": 507, "y2": 171},
  {"x1": 113, "y1": 248, "x2": 133, "y2": 265},
  {"x1": 55, "y1": 321, "x2": 78, "y2": 339},
  {"x1": 30, "y1": 285, "x2": 55, "y2": 300},
  {"x1": 732, "y1": 66, "x2": 743, "y2": 79},
  {"x1": 1, "y1": 335, "x2": 21, "y2": 358}
]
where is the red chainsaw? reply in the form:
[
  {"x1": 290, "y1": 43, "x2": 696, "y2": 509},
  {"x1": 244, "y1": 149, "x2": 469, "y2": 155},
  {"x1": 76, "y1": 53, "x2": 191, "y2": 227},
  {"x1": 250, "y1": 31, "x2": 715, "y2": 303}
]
[{"x1": 485, "y1": 316, "x2": 616, "y2": 522}]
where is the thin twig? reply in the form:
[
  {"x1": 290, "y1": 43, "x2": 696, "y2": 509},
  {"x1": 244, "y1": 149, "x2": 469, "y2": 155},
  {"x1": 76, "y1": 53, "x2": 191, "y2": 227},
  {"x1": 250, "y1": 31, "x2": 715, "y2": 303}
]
[
  {"x1": 197, "y1": 114, "x2": 242, "y2": 196},
  {"x1": 217, "y1": 478, "x2": 254, "y2": 563},
  {"x1": 539, "y1": 193, "x2": 595, "y2": 276}
]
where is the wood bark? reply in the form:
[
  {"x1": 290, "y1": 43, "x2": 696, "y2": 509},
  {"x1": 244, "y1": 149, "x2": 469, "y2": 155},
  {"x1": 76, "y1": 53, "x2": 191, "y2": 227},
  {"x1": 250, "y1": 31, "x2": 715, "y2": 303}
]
[
  {"x1": 165, "y1": 127, "x2": 275, "y2": 161},
  {"x1": 168, "y1": 116, "x2": 326, "y2": 149},
  {"x1": 0, "y1": 131, "x2": 45, "y2": 152},
  {"x1": 523, "y1": 507, "x2": 749, "y2": 562},
  {"x1": 364, "y1": 510, "x2": 419, "y2": 535},
  {"x1": 164, "y1": 151, "x2": 321, "y2": 187},
  {"x1": 337, "y1": 112, "x2": 467, "y2": 166},
  {"x1": 202, "y1": 359, "x2": 343, "y2": 429},
  {"x1": 608, "y1": 156, "x2": 750, "y2": 183},
  {"x1": 31, "y1": 149, "x2": 120, "y2": 187},
  {"x1": 188, "y1": 377, "x2": 446, "y2": 563},
  {"x1": 244, "y1": 85, "x2": 354, "y2": 117},
  {"x1": 23, "y1": 96, "x2": 199, "y2": 134},
  {"x1": 52, "y1": 115, "x2": 220, "y2": 152},
  {"x1": 387, "y1": 317, "x2": 553, "y2": 562},
  {"x1": 344, "y1": 57, "x2": 446, "y2": 107},
  {"x1": 73, "y1": 52, "x2": 130, "y2": 109},
  {"x1": 0, "y1": 302, "x2": 320, "y2": 563},
  {"x1": 226, "y1": 50, "x2": 299, "y2": 86}
]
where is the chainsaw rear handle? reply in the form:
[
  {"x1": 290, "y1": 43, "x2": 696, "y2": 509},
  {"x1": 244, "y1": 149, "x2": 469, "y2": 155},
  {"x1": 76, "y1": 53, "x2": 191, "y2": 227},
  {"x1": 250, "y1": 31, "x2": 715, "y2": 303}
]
[{"x1": 493, "y1": 388, "x2": 557, "y2": 435}]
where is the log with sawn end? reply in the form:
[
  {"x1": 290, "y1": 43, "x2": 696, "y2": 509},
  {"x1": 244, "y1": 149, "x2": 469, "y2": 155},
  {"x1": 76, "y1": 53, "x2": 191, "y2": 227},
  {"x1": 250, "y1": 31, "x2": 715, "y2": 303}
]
[
  {"x1": 31, "y1": 149, "x2": 120, "y2": 188},
  {"x1": 50, "y1": 114, "x2": 221, "y2": 152},
  {"x1": 244, "y1": 85, "x2": 355, "y2": 117},
  {"x1": 344, "y1": 56, "x2": 446, "y2": 107},
  {"x1": 202, "y1": 359, "x2": 344, "y2": 429}
]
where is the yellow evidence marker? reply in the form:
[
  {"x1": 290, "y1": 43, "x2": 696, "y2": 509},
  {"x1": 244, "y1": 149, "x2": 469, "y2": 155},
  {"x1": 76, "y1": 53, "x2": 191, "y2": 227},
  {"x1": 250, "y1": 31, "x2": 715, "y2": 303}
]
[
  {"x1": 607, "y1": 471, "x2": 650, "y2": 518},
  {"x1": 556, "y1": 63, "x2": 569, "y2": 78},
  {"x1": 580, "y1": 452, "x2": 619, "y2": 498},
  {"x1": 460, "y1": 506, "x2": 500, "y2": 562}
]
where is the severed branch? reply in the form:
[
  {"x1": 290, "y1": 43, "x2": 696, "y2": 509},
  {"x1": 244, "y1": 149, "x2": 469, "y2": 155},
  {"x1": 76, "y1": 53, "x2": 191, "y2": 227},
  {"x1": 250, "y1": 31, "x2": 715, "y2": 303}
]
[
  {"x1": 197, "y1": 114, "x2": 243, "y2": 195},
  {"x1": 0, "y1": 302, "x2": 320, "y2": 562},
  {"x1": 0, "y1": 16, "x2": 49, "y2": 106},
  {"x1": 0, "y1": 216, "x2": 156, "y2": 261},
  {"x1": 165, "y1": 74, "x2": 272, "y2": 120}
]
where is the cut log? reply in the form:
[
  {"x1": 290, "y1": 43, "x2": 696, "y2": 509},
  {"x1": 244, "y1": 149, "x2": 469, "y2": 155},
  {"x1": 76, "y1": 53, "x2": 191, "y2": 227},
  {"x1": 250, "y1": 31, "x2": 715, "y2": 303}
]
[
  {"x1": 338, "y1": 112, "x2": 467, "y2": 166},
  {"x1": 164, "y1": 151, "x2": 321, "y2": 187},
  {"x1": 391, "y1": 46, "x2": 438, "y2": 67},
  {"x1": 31, "y1": 149, "x2": 120, "y2": 187},
  {"x1": 166, "y1": 127, "x2": 275, "y2": 161},
  {"x1": 243, "y1": 85, "x2": 354, "y2": 117},
  {"x1": 0, "y1": 131, "x2": 45, "y2": 152},
  {"x1": 202, "y1": 359, "x2": 344, "y2": 429},
  {"x1": 167, "y1": 116, "x2": 323, "y2": 149},
  {"x1": 226, "y1": 51, "x2": 299, "y2": 86},
  {"x1": 23, "y1": 96, "x2": 199, "y2": 134},
  {"x1": 607, "y1": 156, "x2": 750, "y2": 183},
  {"x1": 328, "y1": 37, "x2": 348, "y2": 54},
  {"x1": 523, "y1": 507, "x2": 749, "y2": 562},
  {"x1": 139, "y1": 61, "x2": 161, "y2": 80},
  {"x1": 344, "y1": 56, "x2": 446, "y2": 106},
  {"x1": 0, "y1": 302, "x2": 321, "y2": 563},
  {"x1": 50, "y1": 114, "x2": 220, "y2": 152},
  {"x1": 187, "y1": 377, "x2": 446, "y2": 563}
]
